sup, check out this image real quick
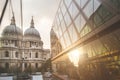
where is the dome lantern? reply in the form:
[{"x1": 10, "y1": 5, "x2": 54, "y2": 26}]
[
  {"x1": 24, "y1": 17, "x2": 41, "y2": 41},
  {"x1": 30, "y1": 16, "x2": 34, "y2": 28},
  {"x1": 10, "y1": 15, "x2": 15, "y2": 25}
]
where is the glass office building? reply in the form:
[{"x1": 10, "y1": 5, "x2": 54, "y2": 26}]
[{"x1": 50, "y1": 0, "x2": 120, "y2": 80}]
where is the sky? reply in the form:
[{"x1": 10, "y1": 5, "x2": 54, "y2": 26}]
[{"x1": 0, "y1": 0, "x2": 60, "y2": 49}]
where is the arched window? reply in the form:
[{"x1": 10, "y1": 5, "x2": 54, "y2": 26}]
[
  {"x1": 5, "y1": 51, "x2": 9, "y2": 57},
  {"x1": 15, "y1": 52, "x2": 18, "y2": 58},
  {"x1": 5, "y1": 63, "x2": 9, "y2": 69},
  {"x1": 35, "y1": 52, "x2": 38, "y2": 58}
]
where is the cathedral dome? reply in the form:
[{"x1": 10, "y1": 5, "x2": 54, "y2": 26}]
[
  {"x1": 2, "y1": 16, "x2": 22, "y2": 39},
  {"x1": 24, "y1": 28, "x2": 40, "y2": 38},
  {"x1": 24, "y1": 18, "x2": 41, "y2": 41}
]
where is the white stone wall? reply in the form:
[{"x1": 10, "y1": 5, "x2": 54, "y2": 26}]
[{"x1": 0, "y1": 38, "x2": 50, "y2": 72}]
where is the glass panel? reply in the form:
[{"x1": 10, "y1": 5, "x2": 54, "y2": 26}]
[
  {"x1": 114, "y1": 29, "x2": 120, "y2": 43},
  {"x1": 113, "y1": 29, "x2": 120, "y2": 50},
  {"x1": 94, "y1": 13, "x2": 103, "y2": 27},
  {"x1": 58, "y1": 11, "x2": 63, "y2": 22},
  {"x1": 61, "y1": 4, "x2": 66, "y2": 16},
  {"x1": 64, "y1": 32, "x2": 71, "y2": 47},
  {"x1": 93, "y1": 40, "x2": 107, "y2": 55},
  {"x1": 87, "y1": 40, "x2": 107, "y2": 56},
  {"x1": 68, "y1": 25, "x2": 78, "y2": 43},
  {"x1": 69, "y1": 2, "x2": 79, "y2": 19},
  {"x1": 100, "y1": 36, "x2": 112, "y2": 54},
  {"x1": 64, "y1": 12, "x2": 71, "y2": 27},
  {"x1": 56, "y1": 31, "x2": 60, "y2": 40},
  {"x1": 85, "y1": 42, "x2": 97, "y2": 57},
  {"x1": 61, "y1": 20, "x2": 66, "y2": 32},
  {"x1": 83, "y1": 0, "x2": 94, "y2": 18},
  {"x1": 94, "y1": 0, "x2": 101, "y2": 12},
  {"x1": 85, "y1": 44, "x2": 92, "y2": 57},
  {"x1": 56, "y1": 16, "x2": 60, "y2": 27},
  {"x1": 90, "y1": 45, "x2": 97, "y2": 56},
  {"x1": 82, "y1": 45, "x2": 88, "y2": 57},
  {"x1": 81, "y1": 0, "x2": 88, "y2": 8},
  {"x1": 80, "y1": 25, "x2": 91, "y2": 37},
  {"x1": 57, "y1": 8, "x2": 61, "y2": 23},
  {"x1": 91, "y1": 43, "x2": 98, "y2": 56},
  {"x1": 75, "y1": 0, "x2": 80, "y2": 6},
  {"x1": 64, "y1": 0, "x2": 72, "y2": 7},
  {"x1": 58, "y1": 26, "x2": 63, "y2": 37},
  {"x1": 74, "y1": 15, "x2": 81, "y2": 33},
  {"x1": 101, "y1": 33, "x2": 120, "y2": 52},
  {"x1": 108, "y1": 0, "x2": 120, "y2": 10},
  {"x1": 60, "y1": 37, "x2": 66, "y2": 49},
  {"x1": 60, "y1": 0, "x2": 63, "y2": 8},
  {"x1": 81, "y1": 15, "x2": 86, "y2": 30},
  {"x1": 98, "y1": 5, "x2": 114, "y2": 22},
  {"x1": 84, "y1": 25, "x2": 91, "y2": 34}
]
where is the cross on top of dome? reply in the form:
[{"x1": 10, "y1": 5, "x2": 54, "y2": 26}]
[
  {"x1": 10, "y1": 15, "x2": 16, "y2": 25},
  {"x1": 30, "y1": 16, "x2": 34, "y2": 28}
]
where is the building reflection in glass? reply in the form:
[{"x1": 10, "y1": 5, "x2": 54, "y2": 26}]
[{"x1": 50, "y1": 0, "x2": 120, "y2": 80}]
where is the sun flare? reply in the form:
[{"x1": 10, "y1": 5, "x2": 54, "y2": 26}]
[{"x1": 68, "y1": 48, "x2": 83, "y2": 67}]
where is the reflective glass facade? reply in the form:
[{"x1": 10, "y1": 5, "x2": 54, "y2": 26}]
[{"x1": 51, "y1": 0, "x2": 120, "y2": 80}]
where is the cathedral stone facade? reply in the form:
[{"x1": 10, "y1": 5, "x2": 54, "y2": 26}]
[{"x1": 0, "y1": 16, "x2": 50, "y2": 73}]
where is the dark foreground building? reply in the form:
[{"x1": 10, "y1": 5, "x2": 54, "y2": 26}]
[{"x1": 50, "y1": 0, "x2": 120, "y2": 80}]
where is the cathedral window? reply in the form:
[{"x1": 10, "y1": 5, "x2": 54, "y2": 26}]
[
  {"x1": 36, "y1": 42, "x2": 38, "y2": 47},
  {"x1": 35, "y1": 52, "x2": 38, "y2": 58},
  {"x1": 30, "y1": 53, "x2": 31, "y2": 58},
  {"x1": 15, "y1": 40, "x2": 17, "y2": 46},
  {"x1": 30, "y1": 41, "x2": 32, "y2": 47},
  {"x1": 35, "y1": 63, "x2": 38, "y2": 68},
  {"x1": 5, "y1": 51, "x2": 9, "y2": 57},
  {"x1": 15, "y1": 52, "x2": 18, "y2": 58},
  {"x1": 5, "y1": 63, "x2": 9, "y2": 69},
  {"x1": 5, "y1": 40, "x2": 8, "y2": 45}
]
